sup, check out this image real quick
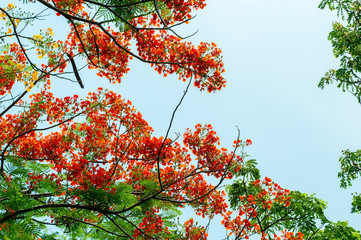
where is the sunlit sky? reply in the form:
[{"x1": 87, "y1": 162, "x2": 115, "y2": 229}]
[{"x1": 6, "y1": 0, "x2": 361, "y2": 238}]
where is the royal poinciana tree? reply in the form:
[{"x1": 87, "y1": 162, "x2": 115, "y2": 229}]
[{"x1": 0, "y1": 1, "x2": 359, "y2": 239}]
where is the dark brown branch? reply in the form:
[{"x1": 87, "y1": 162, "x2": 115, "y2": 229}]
[
  {"x1": 67, "y1": 18, "x2": 101, "y2": 69},
  {"x1": 62, "y1": 216, "x2": 126, "y2": 237},
  {"x1": 66, "y1": 53, "x2": 84, "y2": 88},
  {"x1": 155, "y1": 77, "x2": 192, "y2": 190},
  {"x1": 105, "y1": 214, "x2": 135, "y2": 240},
  {"x1": 0, "y1": 203, "x2": 117, "y2": 223},
  {"x1": 84, "y1": 0, "x2": 153, "y2": 8},
  {"x1": 118, "y1": 215, "x2": 157, "y2": 239}
]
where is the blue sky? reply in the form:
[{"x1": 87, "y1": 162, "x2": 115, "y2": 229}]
[{"x1": 4, "y1": 0, "x2": 361, "y2": 238}]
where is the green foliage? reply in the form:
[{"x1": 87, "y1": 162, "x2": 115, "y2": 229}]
[
  {"x1": 312, "y1": 221, "x2": 361, "y2": 240},
  {"x1": 319, "y1": 0, "x2": 361, "y2": 102},
  {"x1": 95, "y1": 0, "x2": 168, "y2": 31},
  {"x1": 72, "y1": 183, "x2": 137, "y2": 210},
  {"x1": 339, "y1": 149, "x2": 361, "y2": 188},
  {"x1": 337, "y1": 149, "x2": 361, "y2": 214},
  {"x1": 233, "y1": 158, "x2": 260, "y2": 180},
  {"x1": 226, "y1": 157, "x2": 361, "y2": 239},
  {"x1": 351, "y1": 194, "x2": 361, "y2": 213},
  {"x1": 228, "y1": 184, "x2": 330, "y2": 237},
  {"x1": 227, "y1": 158, "x2": 260, "y2": 209},
  {"x1": 279, "y1": 191, "x2": 328, "y2": 236},
  {"x1": 227, "y1": 158, "x2": 332, "y2": 238},
  {"x1": 320, "y1": 0, "x2": 361, "y2": 218}
]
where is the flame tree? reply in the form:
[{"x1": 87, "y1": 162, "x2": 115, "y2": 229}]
[{"x1": 0, "y1": 1, "x2": 358, "y2": 239}]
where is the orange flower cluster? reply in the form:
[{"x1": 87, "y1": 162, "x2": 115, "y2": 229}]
[
  {"x1": 57, "y1": 0, "x2": 226, "y2": 92},
  {"x1": 67, "y1": 24, "x2": 132, "y2": 83},
  {"x1": 271, "y1": 231, "x2": 304, "y2": 240},
  {"x1": 134, "y1": 29, "x2": 225, "y2": 92},
  {"x1": 134, "y1": 210, "x2": 165, "y2": 238},
  {"x1": 221, "y1": 177, "x2": 299, "y2": 239},
  {"x1": 183, "y1": 124, "x2": 238, "y2": 178},
  {"x1": 162, "y1": 0, "x2": 206, "y2": 22},
  {"x1": 184, "y1": 218, "x2": 208, "y2": 240}
]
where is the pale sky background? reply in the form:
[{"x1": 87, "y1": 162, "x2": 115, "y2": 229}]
[{"x1": 6, "y1": 0, "x2": 361, "y2": 238}]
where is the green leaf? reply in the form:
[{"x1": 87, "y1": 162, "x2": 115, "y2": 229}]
[{"x1": 338, "y1": 149, "x2": 361, "y2": 188}]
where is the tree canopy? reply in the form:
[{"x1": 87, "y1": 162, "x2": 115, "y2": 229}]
[{"x1": 0, "y1": 0, "x2": 360, "y2": 239}]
